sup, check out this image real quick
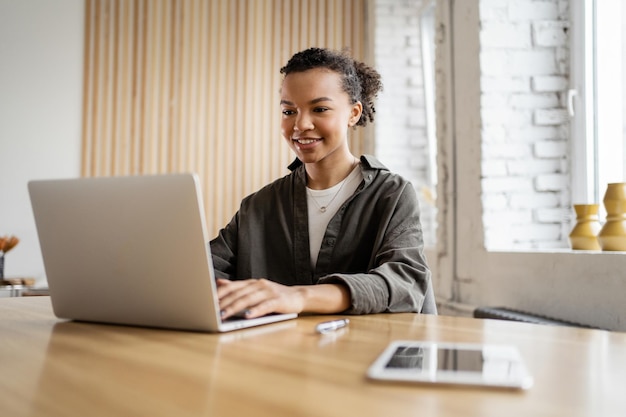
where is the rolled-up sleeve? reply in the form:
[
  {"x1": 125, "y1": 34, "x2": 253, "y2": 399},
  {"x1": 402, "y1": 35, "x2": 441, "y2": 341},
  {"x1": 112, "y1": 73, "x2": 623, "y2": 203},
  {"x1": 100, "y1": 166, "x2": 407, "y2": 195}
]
[{"x1": 318, "y1": 183, "x2": 436, "y2": 314}]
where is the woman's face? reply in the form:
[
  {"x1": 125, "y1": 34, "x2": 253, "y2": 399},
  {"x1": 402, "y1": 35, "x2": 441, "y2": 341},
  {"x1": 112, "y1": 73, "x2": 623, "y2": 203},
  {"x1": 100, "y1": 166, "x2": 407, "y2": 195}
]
[{"x1": 280, "y1": 68, "x2": 362, "y2": 165}]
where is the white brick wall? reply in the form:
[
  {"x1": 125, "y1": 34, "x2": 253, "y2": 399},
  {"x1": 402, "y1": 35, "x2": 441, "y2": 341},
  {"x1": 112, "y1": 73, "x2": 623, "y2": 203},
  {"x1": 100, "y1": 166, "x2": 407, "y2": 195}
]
[
  {"x1": 479, "y1": 0, "x2": 571, "y2": 249},
  {"x1": 373, "y1": 0, "x2": 572, "y2": 249},
  {"x1": 533, "y1": 75, "x2": 568, "y2": 92},
  {"x1": 373, "y1": 0, "x2": 437, "y2": 246}
]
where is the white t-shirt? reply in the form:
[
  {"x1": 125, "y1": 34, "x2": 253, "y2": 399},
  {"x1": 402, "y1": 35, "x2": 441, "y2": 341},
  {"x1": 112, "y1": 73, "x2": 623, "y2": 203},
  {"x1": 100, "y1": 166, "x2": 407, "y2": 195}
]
[{"x1": 306, "y1": 164, "x2": 363, "y2": 269}]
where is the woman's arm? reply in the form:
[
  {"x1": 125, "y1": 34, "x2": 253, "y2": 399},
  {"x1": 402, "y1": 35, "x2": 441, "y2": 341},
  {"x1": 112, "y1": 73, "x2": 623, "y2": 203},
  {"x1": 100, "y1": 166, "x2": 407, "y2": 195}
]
[
  {"x1": 209, "y1": 212, "x2": 240, "y2": 279},
  {"x1": 318, "y1": 182, "x2": 436, "y2": 314},
  {"x1": 216, "y1": 278, "x2": 351, "y2": 319}
]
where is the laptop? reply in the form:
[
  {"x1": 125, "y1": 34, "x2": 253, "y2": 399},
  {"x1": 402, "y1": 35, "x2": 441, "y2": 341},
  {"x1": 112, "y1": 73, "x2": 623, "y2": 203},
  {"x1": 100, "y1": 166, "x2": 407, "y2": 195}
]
[{"x1": 28, "y1": 173, "x2": 297, "y2": 332}]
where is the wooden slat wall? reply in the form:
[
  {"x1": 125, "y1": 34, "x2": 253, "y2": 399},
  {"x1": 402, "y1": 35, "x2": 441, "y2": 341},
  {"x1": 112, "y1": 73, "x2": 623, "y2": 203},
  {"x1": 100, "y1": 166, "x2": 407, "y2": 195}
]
[{"x1": 82, "y1": 0, "x2": 369, "y2": 236}]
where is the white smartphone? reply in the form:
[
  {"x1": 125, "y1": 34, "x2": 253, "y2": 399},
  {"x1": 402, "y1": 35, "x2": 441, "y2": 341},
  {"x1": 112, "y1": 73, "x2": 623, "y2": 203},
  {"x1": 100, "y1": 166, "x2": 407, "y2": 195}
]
[{"x1": 367, "y1": 341, "x2": 533, "y2": 390}]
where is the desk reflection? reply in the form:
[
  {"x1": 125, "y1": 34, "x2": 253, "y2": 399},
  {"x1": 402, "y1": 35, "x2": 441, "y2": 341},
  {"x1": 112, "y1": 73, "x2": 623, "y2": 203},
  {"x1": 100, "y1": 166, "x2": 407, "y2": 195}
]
[
  {"x1": 30, "y1": 320, "x2": 297, "y2": 417},
  {"x1": 6, "y1": 297, "x2": 626, "y2": 417}
]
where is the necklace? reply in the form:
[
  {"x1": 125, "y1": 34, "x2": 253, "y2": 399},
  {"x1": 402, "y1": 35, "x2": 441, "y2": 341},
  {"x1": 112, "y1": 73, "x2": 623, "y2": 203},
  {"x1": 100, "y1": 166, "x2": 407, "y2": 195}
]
[{"x1": 307, "y1": 158, "x2": 359, "y2": 213}]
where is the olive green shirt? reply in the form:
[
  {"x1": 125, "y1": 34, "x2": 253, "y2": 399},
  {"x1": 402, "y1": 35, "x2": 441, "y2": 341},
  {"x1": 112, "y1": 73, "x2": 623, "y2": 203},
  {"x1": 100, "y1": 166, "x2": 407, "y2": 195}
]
[{"x1": 209, "y1": 155, "x2": 437, "y2": 315}]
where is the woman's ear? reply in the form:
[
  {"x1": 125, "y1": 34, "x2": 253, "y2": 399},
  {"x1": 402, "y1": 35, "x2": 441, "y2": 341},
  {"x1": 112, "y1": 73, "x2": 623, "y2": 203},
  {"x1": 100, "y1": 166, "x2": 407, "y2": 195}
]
[{"x1": 349, "y1": 101, "x2": 363, "y2": 126}]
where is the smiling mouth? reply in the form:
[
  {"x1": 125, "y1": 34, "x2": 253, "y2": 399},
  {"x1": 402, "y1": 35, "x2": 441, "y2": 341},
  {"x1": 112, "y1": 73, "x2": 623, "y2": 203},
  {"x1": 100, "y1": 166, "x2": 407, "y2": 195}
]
[{"x1": 293, "y1": 138, "x2": 322, "y2": 145}]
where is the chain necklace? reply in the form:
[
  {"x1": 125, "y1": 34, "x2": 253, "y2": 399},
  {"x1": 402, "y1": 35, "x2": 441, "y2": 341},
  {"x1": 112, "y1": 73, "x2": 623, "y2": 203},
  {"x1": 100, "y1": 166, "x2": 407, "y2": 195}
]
[{"x1": 307, "y1": 158, "x2": 359, "y2": 213}]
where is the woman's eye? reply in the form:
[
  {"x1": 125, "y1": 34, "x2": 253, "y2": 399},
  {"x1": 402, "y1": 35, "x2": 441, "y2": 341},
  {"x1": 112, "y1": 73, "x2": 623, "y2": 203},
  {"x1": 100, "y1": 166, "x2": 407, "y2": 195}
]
[
  {"x1": 313, "y1": 107, "x2": 329, "y2": 113},
  {"x1": 282, "y1": 109, "x2": 295, "y2": 116}
]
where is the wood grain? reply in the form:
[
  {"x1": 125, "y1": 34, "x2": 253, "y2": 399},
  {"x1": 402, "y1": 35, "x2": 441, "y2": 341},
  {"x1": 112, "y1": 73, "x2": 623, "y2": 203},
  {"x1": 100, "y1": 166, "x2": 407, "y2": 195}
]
[{"x1": 1, "y1": 297, "x2": 625, "y2": 417}]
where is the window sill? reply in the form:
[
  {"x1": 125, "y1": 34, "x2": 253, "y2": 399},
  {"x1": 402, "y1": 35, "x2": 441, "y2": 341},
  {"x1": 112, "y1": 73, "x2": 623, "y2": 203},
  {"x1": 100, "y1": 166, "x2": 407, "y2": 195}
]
[
  {"x1": 440, "y1": 246, "x2": 626, "y2": 332},
  {"x1": 487, "y1": 248, "x2": 626, "y2": 255}
]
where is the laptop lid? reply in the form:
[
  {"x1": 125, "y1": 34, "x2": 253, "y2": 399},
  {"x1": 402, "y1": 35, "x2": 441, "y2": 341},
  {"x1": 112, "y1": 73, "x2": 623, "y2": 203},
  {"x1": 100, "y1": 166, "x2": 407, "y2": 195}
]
[{"x1": 28, "y1": 173, "x2": 296, "y2": 332}]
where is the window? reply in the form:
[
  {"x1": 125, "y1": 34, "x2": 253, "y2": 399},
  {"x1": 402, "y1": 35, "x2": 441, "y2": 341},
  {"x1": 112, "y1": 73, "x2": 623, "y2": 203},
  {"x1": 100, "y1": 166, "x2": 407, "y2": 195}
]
[
  {"x1": 436, "y1": 0, "x2": 626, "y2": 332},
  {"x1": 571, "y1": 0, "x2": 626, "y2": 208}
]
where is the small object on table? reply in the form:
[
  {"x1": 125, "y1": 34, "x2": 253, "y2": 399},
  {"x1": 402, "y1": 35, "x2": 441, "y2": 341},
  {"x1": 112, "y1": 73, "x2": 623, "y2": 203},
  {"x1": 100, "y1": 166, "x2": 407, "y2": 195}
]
[
  {"x1": 0, "y1": 235, "x2": 20, "y2": 279},
  {"x1": 315, "y1": 318, "x2": 350, "y2": 334}
]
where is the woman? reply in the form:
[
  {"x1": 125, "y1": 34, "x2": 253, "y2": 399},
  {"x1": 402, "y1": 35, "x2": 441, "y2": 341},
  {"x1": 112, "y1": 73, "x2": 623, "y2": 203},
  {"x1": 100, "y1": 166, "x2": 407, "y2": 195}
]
[{"x1": 212, "y1": 47, "x2": 436, "y2": 319}]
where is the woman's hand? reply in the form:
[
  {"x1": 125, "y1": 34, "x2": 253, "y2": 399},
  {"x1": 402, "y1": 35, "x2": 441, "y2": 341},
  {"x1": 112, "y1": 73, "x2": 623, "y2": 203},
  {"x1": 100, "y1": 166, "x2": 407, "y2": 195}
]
[
  {"x1": 216, "y1": 278, "x2": 306, "y2": 319},
  {"x1": 216, "y1": 278, "x2": 352, "y2": 319}
]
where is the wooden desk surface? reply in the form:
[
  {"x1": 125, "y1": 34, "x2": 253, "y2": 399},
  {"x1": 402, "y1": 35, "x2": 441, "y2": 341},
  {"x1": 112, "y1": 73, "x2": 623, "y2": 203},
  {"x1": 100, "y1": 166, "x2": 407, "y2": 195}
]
[{"x1": 1, "y1": 297, "x2": 624, "y2": 417}]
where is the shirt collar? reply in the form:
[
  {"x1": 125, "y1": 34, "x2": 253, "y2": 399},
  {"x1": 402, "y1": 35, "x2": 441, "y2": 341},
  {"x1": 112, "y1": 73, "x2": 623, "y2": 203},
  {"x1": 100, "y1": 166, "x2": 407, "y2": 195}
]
[{"x1": 287, "y1": 154, "x2": 389, "y2": 172}]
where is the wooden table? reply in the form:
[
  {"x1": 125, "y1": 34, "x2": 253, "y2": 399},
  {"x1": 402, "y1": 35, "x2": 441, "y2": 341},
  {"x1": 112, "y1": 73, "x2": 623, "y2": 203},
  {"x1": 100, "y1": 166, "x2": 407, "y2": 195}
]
[{"x1": 1, "y1": 297, "x2": 624, "y2": 417}]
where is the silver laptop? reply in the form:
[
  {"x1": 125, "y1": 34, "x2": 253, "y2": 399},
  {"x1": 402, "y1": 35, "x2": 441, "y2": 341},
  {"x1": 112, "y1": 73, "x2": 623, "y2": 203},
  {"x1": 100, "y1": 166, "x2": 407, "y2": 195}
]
[{"x1": 28, "y1": 173, "x2": 297, "y2": 332}]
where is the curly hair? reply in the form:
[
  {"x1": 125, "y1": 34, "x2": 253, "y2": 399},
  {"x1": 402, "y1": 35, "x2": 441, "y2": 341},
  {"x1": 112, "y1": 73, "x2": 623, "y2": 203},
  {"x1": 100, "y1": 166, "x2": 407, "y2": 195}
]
[{"x1": 280, "y1": 47, "x2": 383, "y2": 127}]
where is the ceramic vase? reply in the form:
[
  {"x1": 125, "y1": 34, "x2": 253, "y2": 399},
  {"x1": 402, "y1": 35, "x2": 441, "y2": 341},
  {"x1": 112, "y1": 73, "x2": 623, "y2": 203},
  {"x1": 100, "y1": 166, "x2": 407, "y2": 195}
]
[
  {"x1": 598, "y1": 182, "x2": 626, "y2": 251},
  {"x1": 568, "y1": 204, "x2": 602, "y2": 250}
]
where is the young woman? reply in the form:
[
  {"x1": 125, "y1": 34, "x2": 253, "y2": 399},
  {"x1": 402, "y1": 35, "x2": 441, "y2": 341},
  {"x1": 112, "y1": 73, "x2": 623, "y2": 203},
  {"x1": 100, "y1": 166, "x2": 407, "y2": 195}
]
[{"x1": 211, "y1": 47, "x2": 436, "y2": 319}]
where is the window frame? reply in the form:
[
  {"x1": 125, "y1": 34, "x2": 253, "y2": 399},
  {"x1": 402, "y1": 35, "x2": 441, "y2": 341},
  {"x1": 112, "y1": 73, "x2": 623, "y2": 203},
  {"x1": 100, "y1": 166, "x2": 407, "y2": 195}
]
[
  {"x1": 571, "y1": 0, "x2": 626, "y2": 206},
  {"x1": 569, "y1": 0, "x2": 596, "y2": 205},
  {"x1": 432, "y1": 0, "x2": 626, "y2": 331}
]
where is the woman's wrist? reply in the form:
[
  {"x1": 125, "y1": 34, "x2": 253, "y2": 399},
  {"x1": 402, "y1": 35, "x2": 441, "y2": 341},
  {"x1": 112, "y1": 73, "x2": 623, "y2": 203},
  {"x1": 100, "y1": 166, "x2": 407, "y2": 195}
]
[{"x1": 298, "y1": 283, "x2": 351, "y2": 314}]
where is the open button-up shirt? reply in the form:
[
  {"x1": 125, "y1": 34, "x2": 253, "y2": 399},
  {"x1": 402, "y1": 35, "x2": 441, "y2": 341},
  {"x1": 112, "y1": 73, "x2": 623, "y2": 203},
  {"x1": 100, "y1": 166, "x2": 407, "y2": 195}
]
[{"x1": 210, "y1": 155, "x2": 437, "y2": 314}]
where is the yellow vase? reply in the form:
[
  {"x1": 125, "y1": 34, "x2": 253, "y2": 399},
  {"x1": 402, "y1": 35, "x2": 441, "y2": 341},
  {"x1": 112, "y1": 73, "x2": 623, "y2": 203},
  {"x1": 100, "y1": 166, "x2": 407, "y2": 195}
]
[
  {"x1": 598, "y1": 182, "x2": 626, "y2": 251},
  {"x1": 569, "y1": 204, "x2": 602, "y2": 250}
]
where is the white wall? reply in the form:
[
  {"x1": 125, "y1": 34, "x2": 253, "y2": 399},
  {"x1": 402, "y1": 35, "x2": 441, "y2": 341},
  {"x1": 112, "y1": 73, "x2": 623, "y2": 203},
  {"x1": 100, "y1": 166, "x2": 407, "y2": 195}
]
[
  {"x1": 374, "y1": 0, "x2": 572, "y2": 251},
  {"x1": 374, "y1": 0, "x2": 438, "y2": 246},
  {"x1": 0, "y1": 0, "x2": 84, "y2": 285},
  {"x1": 436, "y1": 0, "x2": 626, "y2": 331},
  {"x1": 480, "y1": 0, "x2": 571, "y2": 250}
]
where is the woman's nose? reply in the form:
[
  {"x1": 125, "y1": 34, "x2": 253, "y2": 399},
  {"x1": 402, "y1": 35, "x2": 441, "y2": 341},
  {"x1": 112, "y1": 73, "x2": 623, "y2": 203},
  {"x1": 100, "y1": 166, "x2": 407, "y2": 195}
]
[{"x1": 294, "y1": 113, "x2": 313, "y2": 132}]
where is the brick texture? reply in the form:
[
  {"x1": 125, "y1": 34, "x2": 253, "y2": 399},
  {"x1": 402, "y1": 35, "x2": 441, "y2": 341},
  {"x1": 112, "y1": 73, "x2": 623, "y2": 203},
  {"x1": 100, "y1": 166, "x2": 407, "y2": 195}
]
[
  {"x1": 374, "y1": 0, "x2": 571, "y2": 249},
  {"x1": 479, "y1": 0, "x2": 571, "y2": 249},
  {"x1": 374, "y1": 0, "x2": 437, "y2": 246}
]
